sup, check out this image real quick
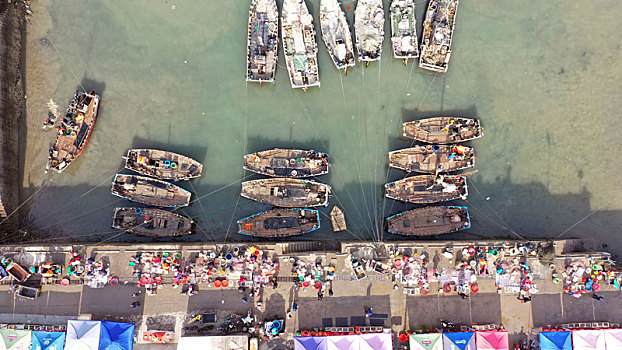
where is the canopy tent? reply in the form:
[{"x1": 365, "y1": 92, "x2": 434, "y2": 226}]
[
  {"x1": 0, "y1": 329, "x2": 31, "y2": 350},
  {"x1": 443, "y1": 332, "x2": 476, "y2": 350},
  {"x1": 32, "y1": 331, "x2": 66, "y2": 350},
  {"x1": 410, "y1": 333, "x2": 443, "y2": 350},
  {"x1": 571, "y1": 330, "x2": 605, "y2": 350},
  {"x1": 294, "y1": 334, "x2": 392, "y2": 350},
  {"x1": 475, "y1": 331, "x2": 509, "y2": 350},
  {"x1": 177, "y1": 335, "x2": 249, "y2": 350},
  {"x1": 538, "y1": 331, "x2": 571, "y2": 350},
  {"x1": 604, "y1": 329, "x2": 622, "y2": 349},
  {"x1": 98, "y1": 321, "x2": 135, "y2": 350},
  {"x1": 65, "y1": 320, "x2": 101, "y2": 350}
]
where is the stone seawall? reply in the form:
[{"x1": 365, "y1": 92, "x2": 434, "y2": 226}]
[{"x1": 0, "y1": 1, "x2": 25, "y2": 231}]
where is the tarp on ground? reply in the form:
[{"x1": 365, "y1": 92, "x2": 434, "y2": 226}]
[
  {"x1": 65, "y1": 320, "x2": 101, "y2": 350},
  {"x1": 294, "y1": 334, "x2": 392, "y2": 350},
  {"x1": 475, "y1": 331, "x2": 509, "y2": 350},
  {"x1": 538, "y1": 331, "x2": 571, "y2": 350},
  {"x1": 571, "y1": 330, "x2": 605, "y2": 350},
  {"x1": 604, "y1": 329, "x2": 622, "y2": 349},
  {"x1": 0, "y1": 329, "x2": 31, "y2": 350},
  {"x1": 410, "y1": 333, "x2": 443, "y2": 350},
  {"x1": 32, "y1": 331, "x2": 66, "y2": 350},
  {"x1": 98, "y1": 321, "x2": 134, "y2": 350},
  {"x1": 177, "y1": 335, "x2": 249, "y2": 350},
  {"x1": 443, "y1": 332, "x2": 476, "y2": 350}
]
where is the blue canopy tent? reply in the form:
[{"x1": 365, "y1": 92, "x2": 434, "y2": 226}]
[
  {"x1": 539, "y1": 331, "x2": 571, "y2": 350},
  {"x1": 98, "y1": 321, "x2": 135, "y2": 350},
  {"x1": 32, "y1": 331, "x2": 65, "y2": 350},
  {"x1": 443, "y1": 332, "x2": 475, "y2": 350}
]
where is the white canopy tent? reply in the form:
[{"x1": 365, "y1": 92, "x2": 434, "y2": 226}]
[
  {"x1": 604, "y1": 329, "x2": 622, "y2": 349},
  {"x1": 64, "y1": 320, "x2": 101, "y2": 350},
  {"x1": 571, "y1": 330, "x2": 605, "y2": 350}
]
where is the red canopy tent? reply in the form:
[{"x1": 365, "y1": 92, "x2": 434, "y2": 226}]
[{"x1": 476, "y1": 331, "x2": 509, "y2": 350}]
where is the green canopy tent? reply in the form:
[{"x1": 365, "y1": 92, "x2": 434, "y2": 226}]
[{"x1": 0, "y1": 328, "x2": 32, "y2": 350}]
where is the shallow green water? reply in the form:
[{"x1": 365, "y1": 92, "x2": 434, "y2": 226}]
[{"x1": 21, "y1": 0, "x2": 622, "y2": 249}]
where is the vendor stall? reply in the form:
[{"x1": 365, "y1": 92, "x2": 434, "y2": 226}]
[
  {"x1": 475, "y1": 330, "x2": 509, "y2": 350},
  {"x1": 293, "y1": 333, "x2": 392, "y2": 350},
  {"x1": 410, "y1": 333, "x2": 443, "y2": 350},
  {"x1": 31, "y1": 330, "x2": 65, "y2": 350},
  {"x1": 177, "y1": 335, "x2": 249, "y2": 350},
  {"x1": 65, "y1": 320, "x2": 101, "y2": 350},
  {"x1": 571, "y1": 330, "x2": 605, "y2": 350},
  {"x1": 99, "y1": 321, "x2": 135, "y2": 350},
  {"x1": 443, "y1": 332, "x2": 475, "y2": 350},
  {"x1": 604, "y1": 329, "x2": 622, "y2": 349},
  {"x1": 0, "y1": 329, "x2": 31, "y2": 350},
  {"x1": 538, "y1": 330, "x2": 571, "y2": 350}
]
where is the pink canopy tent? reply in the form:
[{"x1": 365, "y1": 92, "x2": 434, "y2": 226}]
[
  {"x1": 475, "y1": 331, "x2": 509, "y2": 350},
  {"x1": 572, "y1": 329, "x2": 605, "y2": 350},
  {"x1": 294, "y1": 333, "x2": 392, "y2": 350},
  {"x1": 604, "y1": 329, "x2": 622, "y2": 349}
]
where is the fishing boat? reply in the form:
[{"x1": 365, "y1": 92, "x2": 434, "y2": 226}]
[
  {"x1": 237, "y1": 208, "x2": 320, "y2": 238},
  {"x1": 390, "y1": 0, "x2": 419, "y2": 62},
  {"x1": 246, "y1": 0, "x2": 279, "y2": 83},
  {"x1": 330, "y1": 205, "x2": 347, "y2": 232},
  {"x1": 384, "y1": 174, "x2": 467, "y2": 203},
  {"x1": 354, "y1": 0, "x2": 384, "y2": 63},
  {"x1": 124, "y1": 149, "x2": 203, "y2": 181},
  {"x1": 403, "y1": 117, "x2": 482, "y2": 144},
  {"x1": 389, "y1": 144, "x2": 474, "y2": 173},
  {"x1": 112, "y1": 207, "x2": 194, "y2": 237},
  {"x1": 419, "y1": 0, "x2": 459, "y2": 73},
  {"x1": 241, "y1": 178, "x2": 331, "y2": 207},
  {"x1": 386, "y1": 206, "x2": 470, "y2": 236},
  {"x1": 281, "y1": 0, "x2": 320, "y2": 90},
  {"x1": 319, "y1": 0, "x2": 356, "y2": 71},
  {"x1": 46, "y1": 91, "x2": 100, "y2": 173},
  {"x1": 243, "y1": 148, "x2": 329, "y2": 178},
  {"x1": 111, "y1": 174, "x2": 191, "y2": 208}
]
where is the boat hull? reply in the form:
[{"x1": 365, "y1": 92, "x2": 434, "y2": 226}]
[
  {"x1": 386, "y1": 206, "x2": 470, "y2": 236},
  {"x1": 243, "y1": 148, "x2": 329, "y2": 178},
  {"x1": 246, "y1": 0, "x2": 279, "y2": 83},
  {"x1": 112, "y1": 207, "x2": 194, "y2": 237},
  {"x1": 46, "y1": 91, "x2": 100, "y2": 173},
  {"x1": 384, "y1": 174, "x2": 467, "y2": 203},
  {"x1": 241, "y1": 178, "x2": 330, "y2": 207},
  {"x1": 419, "y1": 0, "x2": 459, "y2": 73},
  {"x1": 389, "y1": 144, "x2": 474, "y2": 173},
  {"x1": 237, "y1": 208, "x2": 320, "y2": 238},
  {"x1": 281, "y1": 0, "x2": 320, "y2": 89},
  {"x1": 125, "y1": 149, "x2": 203, "y2": 181},
  {"x1": 403, "y1": 117, "x2": 482, "y2": 144},
  {"x1": 111, "y1": 174, "x2": 191, "y2": 208},
  {"x1": 354, "y1": 0, "x2": 385, "y2": 62}
]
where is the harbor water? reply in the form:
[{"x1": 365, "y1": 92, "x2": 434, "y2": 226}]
[{"x1": 19, "y1": 0, "x2": 622, "y2": 253}]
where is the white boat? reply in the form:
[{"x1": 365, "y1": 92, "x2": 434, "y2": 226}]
[
  {"x1": 390, "y1": 0, "x2": 419, "y2": 62},
  {"x1": 246, "y1": 0, "x2": 279, "y2": 83},
  {"x1": 319, "y1": 0, "x2": 356, "y2": 71},
  {"x1": 419, "y1": 0, "x2": 459, "y2": 73},
  {"x1": 354, "y1": 0, "x2": 384, "y2": 63},
  {"x1": 281, "y1": 0, "x2": 320, "y2": 90}
]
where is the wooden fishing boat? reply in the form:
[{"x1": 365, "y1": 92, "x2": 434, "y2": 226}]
[
  {"x1": 46, "y1": 91, "x2": 100, "y2": 173},
  {"x1": 241, "y1": 178, "x2": 331, "y2": 207},
  {"x1": 384, "y1": 174, "x2": 467, "y2": 203},
  {"x1": 246, "y1": 0, "x2": 279, "y2": 83},
  {"x1": 403, "y1": 117, "x2": 482, "y2": 144},
  {"x1": 124, "y1": 149, "x2": 203, "y2": 181},
  {"x1": 319, "y1": 0, "x2": 356, "y2": 71},
  {"x1": 282, "y1": 0, "x2": 320, "y2": 90},
  {"x1": 354, "y1": 0, "x2": 385, "y2": 62},
  {"x1": 419, "y1": 0, "x2": 459, "y2": 73},
  {"x1": 389, "y1": 144, "x2": 474, "y2": 173},
  {"x1": 243, "y1": 148, "x2": 329, "y2": 177},
  {"x1": 390, "y1": 0, "x2": 419, "y2": 61},
  {"x1": 111, "y1": 174, "x2": 191, "y2": 208},
  {"x1": 330, "y1": 205, "x2": 347, "y2": 232},
  {"x1": 386, "y1": 206, "x2": 470, "y2": 236},
  {"x1": 237, "y1": 208, "x2": 320, "y2": 238},
  {"x1": 112, "y1": 207, "x2": 194, "y2": 237}
]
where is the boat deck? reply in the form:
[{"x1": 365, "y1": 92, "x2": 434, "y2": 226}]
[
  {"x1": 403, "y1": 117, "x2": 482, "y2": 144},
  {"x1": 247, "y1": 0, "x2": 279, "y2": 83},
  {"x1": 389, "y1": 145, "x2": 474, "y2": 173},
  {"x1": 320, "y1": 0, "x2": 356, "y2": 70},
  {"x1": 112, "y1": 174, "x2": 191, "y2": 208},
  {"x1": 354, "y1": 0, "x2": 385, "y2": 62},
  {"x1": 125, "y1": 149, "x2": 203, "y2": 181},
  {"x1": 113, "y1": 208, "x2": 194, "y2": 237},
  {"x1": 419, "y1": 0, "x2": 459, "y2": 73},
  {"x1": 384, "y1": 174, "x2": 467, "y2": 203},
  {"x1": 391, "y1": 0, "x2": 419, "y2": 59},
  {"x1": 282, "y1": 0, "x2": 320, "y2": 89},
  {"x1": 238, "y1": 208, "x2": 320, "y2": 238},
  {"x1": 244, "y1": 149, "x2": 329, "y2": 177},
  {"x1": 386, "y1": 206, "x2": 470, "y2": 236},
  {"x1": 241, "y1": 178, "x2": 330, "y2": 207}
]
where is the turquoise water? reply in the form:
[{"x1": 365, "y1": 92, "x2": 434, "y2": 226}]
[{"x1": 20, "y1": 0, "x2": 622, "y2": 250}]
